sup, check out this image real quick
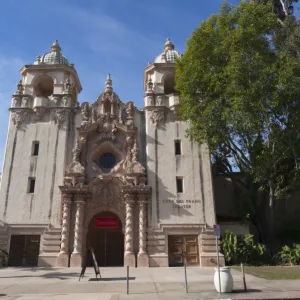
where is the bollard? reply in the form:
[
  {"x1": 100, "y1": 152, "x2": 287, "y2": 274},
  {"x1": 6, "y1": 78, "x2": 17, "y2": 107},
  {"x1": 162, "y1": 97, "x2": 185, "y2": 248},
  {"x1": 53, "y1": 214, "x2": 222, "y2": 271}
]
[
  {"x1": 184, "y1": 265, "x2": 188, "y2": 293},
  {"x1": 241, "y1": 263, "x2": 247, "y2": 292},
  {"x1": 126, "y1": 265, "x2": 129, "y2": 294}
]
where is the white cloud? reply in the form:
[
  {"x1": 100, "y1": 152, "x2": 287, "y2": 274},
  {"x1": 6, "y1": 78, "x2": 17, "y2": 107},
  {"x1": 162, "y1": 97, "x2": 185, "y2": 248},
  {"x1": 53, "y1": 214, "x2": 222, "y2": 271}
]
[{"x1": 51, "y1": 4, "x2": 161, "y2": 58}]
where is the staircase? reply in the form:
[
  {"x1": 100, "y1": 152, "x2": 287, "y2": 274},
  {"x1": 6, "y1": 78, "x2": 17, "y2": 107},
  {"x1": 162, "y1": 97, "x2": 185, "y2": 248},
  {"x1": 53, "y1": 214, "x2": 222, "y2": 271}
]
[
  {"x1": 199, "y1": 228, "x2": 225, "y2": 266},
  {"x1": 147, "y1": 227, "x2": 168, "y2": 267},
  {"x1": 38, "y1": 226, "x2": 61, "y2": 267}
]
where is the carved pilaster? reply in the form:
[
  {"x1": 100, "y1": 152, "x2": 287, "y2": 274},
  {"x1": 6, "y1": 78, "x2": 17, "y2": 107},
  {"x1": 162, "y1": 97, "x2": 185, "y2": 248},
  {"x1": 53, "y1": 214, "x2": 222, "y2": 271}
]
[
  {"x1": 138, "y1": 197, "x2": 147, "y2": 253},
  {"x1": 137, "y1": 193, "x2": 149, "y2": 267},
  {"x1": 124, "y1": 193, "x2": 136, "y2": 267},
  {"x1": 59, "y1": 194, "x2": 72, "y2": 255},
  {"x1": 124, "y1": 193, "x2": 135, "y2": 254},
  {"x1": 73, "y1": 196, "x2": 85, "y2": 254}
]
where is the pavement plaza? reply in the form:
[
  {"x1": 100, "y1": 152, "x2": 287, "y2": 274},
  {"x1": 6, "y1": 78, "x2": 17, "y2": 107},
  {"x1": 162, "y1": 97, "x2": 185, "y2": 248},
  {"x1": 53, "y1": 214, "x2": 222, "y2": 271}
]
[{"x1": 0, "y1": 267, "x2": 300, "y2": 300}]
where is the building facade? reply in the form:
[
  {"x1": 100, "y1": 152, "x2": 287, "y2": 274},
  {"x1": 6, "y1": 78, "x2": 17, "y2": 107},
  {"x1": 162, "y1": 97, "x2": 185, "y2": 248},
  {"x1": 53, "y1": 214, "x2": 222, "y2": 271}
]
[{"x1": 0, "y1": 40, "x2": 221, "y2": 267}]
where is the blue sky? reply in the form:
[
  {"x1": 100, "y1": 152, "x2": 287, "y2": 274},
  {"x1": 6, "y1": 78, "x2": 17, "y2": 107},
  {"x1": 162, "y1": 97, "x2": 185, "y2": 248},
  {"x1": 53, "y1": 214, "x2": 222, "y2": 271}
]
[{"x1": 0, "y1": 0, "x2": 241, "y2": 167}]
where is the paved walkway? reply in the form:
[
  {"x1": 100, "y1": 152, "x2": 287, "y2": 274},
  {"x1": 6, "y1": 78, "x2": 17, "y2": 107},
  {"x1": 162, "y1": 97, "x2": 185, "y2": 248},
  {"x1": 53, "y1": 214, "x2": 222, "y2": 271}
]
[{"x1": 0, "y1": 267, "x2": 299, "y2": 299}]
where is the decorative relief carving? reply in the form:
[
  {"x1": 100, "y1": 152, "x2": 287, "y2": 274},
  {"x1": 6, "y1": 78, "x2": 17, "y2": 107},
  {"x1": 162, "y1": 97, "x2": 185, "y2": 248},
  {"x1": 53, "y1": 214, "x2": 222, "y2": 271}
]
[
  {"x1": 52, "y1": 109, "x2": 69, "y2": 128},
  {"x1": 60, "y1": 195, "x2": 72, "y2": 254},
  {"x1": 52, "y1": 96, "x2": 61, "y2": 106},
  {"x1": 12, "y1": 97, "x2": 21, "y2": 108},
  {"x1": 150, "y1": 110, "x2": 165, "y2": 128},
  {"x1": 34, "y1": 107, "x2": 47, "y2": 120},
  {"x1": 64, "y1": 139, "x2": 85, "y2": 187},
  {"x1": 89, "y1": 181, "x2": 122, "y2": 210},
  {"x1": 125, "y1": 101, "x2": 135, "y2": 128},
  {"x1": 124, "y1": 194, "x2": 135, "y2": 253},
  {"x1": 21, "y1": 97, "x2": 29, "y2": 108},
  {"x1": 73, "y1": 198, "x2": 85, "y2": 254},
  {"x1": 147, "y1": 95, "x2": 154, "y2": 106},
  {"x1": 138, "y1": 197, "x2": 147, "y2": 254},
  {"x1": 11, "y1": 110, "x2": 28, "y2": 129},
  {"x1": 156, "y1": 95, "x2": 164, "y2": 106},
  {"x1": 97, "y1": 113, "x2": 117, "y2": 140}
]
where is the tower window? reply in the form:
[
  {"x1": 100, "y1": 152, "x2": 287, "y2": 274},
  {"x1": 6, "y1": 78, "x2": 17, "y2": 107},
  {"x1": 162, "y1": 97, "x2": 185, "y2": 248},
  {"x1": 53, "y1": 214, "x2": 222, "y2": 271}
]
[
  {"x1": 32, "y1": 142, "x2": 39, "y2": 156},
  {"x1": 175, "y1": 140, "x2": 181, "y2": 155},
  {"x1": 176, "y1": 177, "x2": 183, "y2": 193},
  {"x1": 28, "y1": 178, "x2": 36, "y2": 194}
]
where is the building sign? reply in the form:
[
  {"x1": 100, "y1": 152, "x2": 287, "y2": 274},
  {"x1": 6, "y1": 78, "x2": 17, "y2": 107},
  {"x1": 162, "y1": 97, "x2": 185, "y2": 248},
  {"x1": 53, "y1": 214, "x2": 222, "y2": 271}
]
[
  {"x1": 162, "y1": 199, "x2": 201, "y2": 209},
  {"x1": 94, "y1": 217, "x2": 119, "y2": 229}
]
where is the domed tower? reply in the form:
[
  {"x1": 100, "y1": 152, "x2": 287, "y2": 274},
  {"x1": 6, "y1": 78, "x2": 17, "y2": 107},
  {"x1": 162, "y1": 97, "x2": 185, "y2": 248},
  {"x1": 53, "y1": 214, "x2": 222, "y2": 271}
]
[
  {"x1": 0, "y1": 41, "x2": 82, "y2": 267},
  {"x1": 143, "y1": 38, "x2": 181, "y2": 111},
  {"x1": 144, "y1": 39, "x2": 219, "y2": 268}
]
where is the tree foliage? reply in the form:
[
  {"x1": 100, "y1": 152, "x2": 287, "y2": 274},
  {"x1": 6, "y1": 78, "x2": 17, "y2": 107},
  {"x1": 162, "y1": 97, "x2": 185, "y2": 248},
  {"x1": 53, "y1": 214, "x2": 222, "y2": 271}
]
[
  {"x1": 252, "y1": 0, "x2": 298, "y2": 20},
  {"x1": 175, "y1": 1, "x2": 300, "y2": 244}
]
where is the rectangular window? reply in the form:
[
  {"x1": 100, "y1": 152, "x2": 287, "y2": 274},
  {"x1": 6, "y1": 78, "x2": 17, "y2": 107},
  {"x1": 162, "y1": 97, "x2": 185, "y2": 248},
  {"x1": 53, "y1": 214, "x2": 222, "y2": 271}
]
[
  {"x1": 175, "y1": 140, "x2": 181, "y2": 155},
  {"x1": 176, "y1": 177, "x2": 183, "y2": 193},
  {"x1": 28, "y1": 178, "x2": 35, "y2": 193},
  {"x1": 32, "y1": 142, "x2": 39, "y2": 156}
]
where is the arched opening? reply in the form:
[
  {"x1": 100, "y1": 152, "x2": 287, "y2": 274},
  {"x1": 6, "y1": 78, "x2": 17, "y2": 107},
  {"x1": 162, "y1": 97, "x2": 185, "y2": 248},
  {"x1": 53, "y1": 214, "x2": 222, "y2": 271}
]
[
  {"x1": 163, "y1": 73, "x2": 177, "y2": 95},
  {"x1": 34, "y1": 75, "x2": 54, "y2": 97},
  {"x1": 86, "y1": 211, "x2": 124, "y2": 267}
]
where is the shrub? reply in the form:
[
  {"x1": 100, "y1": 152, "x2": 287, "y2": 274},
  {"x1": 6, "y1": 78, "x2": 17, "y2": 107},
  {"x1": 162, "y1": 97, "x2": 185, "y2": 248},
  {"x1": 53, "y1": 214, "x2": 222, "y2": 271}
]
[
  {"x1": 220, "y1": 230, "x2": 267, "y2": 266},
  {"x1": 273, "y1": 244, "x2": 300, "y2": 266},
  {"x1": 0, "y1": 249, "x2": 8, "y2": 268}
]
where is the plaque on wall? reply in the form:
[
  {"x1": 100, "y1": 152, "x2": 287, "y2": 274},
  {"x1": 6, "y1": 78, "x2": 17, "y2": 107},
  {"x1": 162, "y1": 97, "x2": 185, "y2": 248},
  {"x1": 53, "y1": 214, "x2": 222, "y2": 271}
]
[{"x1": 94, "y1": 217, "x2": 119, "y2": 229}]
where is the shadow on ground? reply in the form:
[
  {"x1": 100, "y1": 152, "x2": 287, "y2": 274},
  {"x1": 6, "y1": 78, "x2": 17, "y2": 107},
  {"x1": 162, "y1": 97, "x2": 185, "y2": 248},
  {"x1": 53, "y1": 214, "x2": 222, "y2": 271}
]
[
  {"x1": 89, "y1": 277, "x2": 136, "y2": 281},
  {"x1": 0, "y1": 272, "x2": 79, "y2": 280}
]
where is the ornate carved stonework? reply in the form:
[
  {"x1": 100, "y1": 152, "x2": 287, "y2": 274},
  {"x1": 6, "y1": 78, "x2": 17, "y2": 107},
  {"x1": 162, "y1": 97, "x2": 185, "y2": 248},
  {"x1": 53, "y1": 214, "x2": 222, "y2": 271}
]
[
  {"x1": 59, "y1": 194, "x2": 72, "y2": 254},
  {"x1": 11, "y1": 109, "x2": 28, "y2": 129},
  {"x1": 34, "y1": 107, "x2": 47, "y2": 120},
  {"x1": 124, "y1": 193, "x2": 135, "y2": 254},
  {"x1": 125, "y1": 101, "x2": 135, "y2": 128},
  {"x1": 88, "y1": 180, "x2": 123, "y2": 211},
  {"x1": 52, "y1": 109, "x2": 69, "y2": 128},
  {"x1": 150, "y1": 110, "x2": 165, "y2": 128},
  {"x1": 97, "y1": 113, "x2": 117, "y2": 140},
  {"x1": 64, "y1": 139, "x2": 85, "y2": 187},
  {"x1": 21, "y1": 97, "x2": 29, "y2": 108},
  {"x1": 73, "y1": 197, "x2": 85, "y2": 254},
  {"x1": 12, "y1": 97, "x2": 21, "y2": 108}
]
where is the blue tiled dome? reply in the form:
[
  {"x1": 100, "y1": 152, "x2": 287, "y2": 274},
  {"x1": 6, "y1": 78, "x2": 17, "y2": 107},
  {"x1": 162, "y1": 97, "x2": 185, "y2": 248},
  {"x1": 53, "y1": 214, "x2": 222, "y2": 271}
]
[
  {"x1": 154, "y1": 38, "x2": 182, "y2": 63},
  {"x1": 40, "y1": 40, "x2": 69, "y2": 66}
]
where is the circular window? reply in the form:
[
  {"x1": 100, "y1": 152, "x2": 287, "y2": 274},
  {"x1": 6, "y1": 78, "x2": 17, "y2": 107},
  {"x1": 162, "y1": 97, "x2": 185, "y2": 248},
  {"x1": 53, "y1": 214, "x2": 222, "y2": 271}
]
[{"x1": 99, "y1": 153, "x2": 116, "y2": 172}]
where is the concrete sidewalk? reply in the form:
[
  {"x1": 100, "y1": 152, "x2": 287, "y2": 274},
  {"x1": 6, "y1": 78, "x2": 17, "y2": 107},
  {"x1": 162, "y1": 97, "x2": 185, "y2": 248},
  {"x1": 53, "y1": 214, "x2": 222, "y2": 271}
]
[{"x1": 0, "y1": 267, "x2": 299, "y2": 299}]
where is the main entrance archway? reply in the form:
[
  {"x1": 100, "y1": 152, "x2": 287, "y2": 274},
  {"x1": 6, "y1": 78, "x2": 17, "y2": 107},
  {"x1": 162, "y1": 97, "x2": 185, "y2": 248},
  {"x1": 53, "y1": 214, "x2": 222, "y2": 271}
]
[{"x1": 86, "y1": 211, "x2": 124, "y2": 267}]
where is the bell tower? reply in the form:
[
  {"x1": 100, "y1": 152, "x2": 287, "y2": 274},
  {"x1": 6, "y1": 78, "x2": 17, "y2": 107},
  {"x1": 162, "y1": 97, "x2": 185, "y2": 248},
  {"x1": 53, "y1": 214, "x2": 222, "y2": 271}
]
[{"x1": 0, "y1": 40, "x2": 82, "y2": 266}]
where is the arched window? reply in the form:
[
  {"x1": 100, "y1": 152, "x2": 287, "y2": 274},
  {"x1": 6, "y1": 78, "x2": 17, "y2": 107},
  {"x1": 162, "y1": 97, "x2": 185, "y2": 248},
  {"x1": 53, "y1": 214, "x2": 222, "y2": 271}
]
[
  {"x1": 34, "y1": 75, "x2": 54, "y2": 97},
  {"x1": 163, "y1": 73, "x2": 177, "y2": 95}
]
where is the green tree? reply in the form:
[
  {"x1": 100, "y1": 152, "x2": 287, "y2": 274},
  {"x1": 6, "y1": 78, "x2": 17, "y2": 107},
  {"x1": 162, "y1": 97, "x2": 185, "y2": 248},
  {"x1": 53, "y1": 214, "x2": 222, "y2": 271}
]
[
  {"x1": 252, "y1": 0, "x2": 298, "y2": 21},
  {"x1": 175, "y1": 1, "x2": 300, "y2": 250}
]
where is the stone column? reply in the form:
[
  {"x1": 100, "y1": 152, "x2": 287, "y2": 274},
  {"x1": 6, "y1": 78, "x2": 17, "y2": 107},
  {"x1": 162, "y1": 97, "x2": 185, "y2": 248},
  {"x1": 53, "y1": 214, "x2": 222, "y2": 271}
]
[
  {"x1": 57, "y1": 193, "x2": 72, "y2": 267},
  {"x1": 124, "y1": 193, "x2": 136, "y2": 267},
  {"x1": 70, "y1": 194, "x2": 85, "y2": 267},
  {"x1": 137, "y1": 193, "x2": 149, "y2": 267}
]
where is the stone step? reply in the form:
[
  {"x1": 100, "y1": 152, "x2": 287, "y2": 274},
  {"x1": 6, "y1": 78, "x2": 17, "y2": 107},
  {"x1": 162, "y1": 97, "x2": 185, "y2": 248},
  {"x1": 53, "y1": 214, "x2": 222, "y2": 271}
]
[
  {"x1": 43, "y1": 239, "x2": 61, "y2": 247},
  {"x1": 200, "y1": 233, "x2": 215, "y2": 240},
  {"x1": 147, "y1": 240, "x2": 165, "y2": 246},
  {"x1": 147, "y1": 245, "x2": 165, "y2": 253},
  {"x1": 147, "y1": 235, "x2": 165, "y2": 241},
  {"x1": 43, "y1": 234, "x2": 61, "y2": 240},
  {"x1": 201, "y1": 239, "x2": 220, "y2": 246},
  {"x1": 41, "y1": 245, "x2": 60, "y2": 252}
]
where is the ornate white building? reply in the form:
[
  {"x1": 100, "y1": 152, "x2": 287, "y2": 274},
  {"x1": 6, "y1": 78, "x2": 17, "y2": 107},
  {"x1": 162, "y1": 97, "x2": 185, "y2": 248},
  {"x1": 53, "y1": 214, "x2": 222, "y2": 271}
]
[{"x1": 0, "y1": 40, "x2": 221, "y2": 267}]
